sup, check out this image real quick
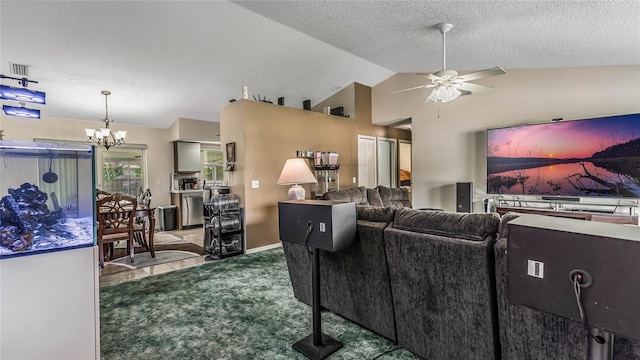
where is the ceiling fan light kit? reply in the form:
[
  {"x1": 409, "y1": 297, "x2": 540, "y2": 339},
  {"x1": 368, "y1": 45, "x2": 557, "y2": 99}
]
[
  {"x1": 391, "y1": 22, "x2": 506, "y2": 103},
  {"x1": 427, "y1": 85, "x2": 461, "y2": 103}
]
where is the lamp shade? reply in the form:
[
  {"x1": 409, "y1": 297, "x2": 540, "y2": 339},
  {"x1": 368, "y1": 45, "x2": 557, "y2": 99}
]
[{"x1": 277, "y1": 158, "x2": 317, "y2": 185}]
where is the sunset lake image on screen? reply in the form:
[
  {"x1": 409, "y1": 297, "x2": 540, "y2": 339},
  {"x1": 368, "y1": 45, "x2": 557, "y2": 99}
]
[{"x1": 486, "y1": 113, "x2": 640, "y2": 198}]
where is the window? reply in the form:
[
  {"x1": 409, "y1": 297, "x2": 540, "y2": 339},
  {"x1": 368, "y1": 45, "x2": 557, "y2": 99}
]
[
  {"x1": 99, "y1": 147, "x2": 145, "y2": 196},
  {"x1": 201, "y1": 146, "x2": 224, "y2": 184}
]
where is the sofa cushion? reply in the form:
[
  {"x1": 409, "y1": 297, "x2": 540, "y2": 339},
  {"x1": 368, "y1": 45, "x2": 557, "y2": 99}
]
[
  {"x1": 393, "y1": 207, "x2": 500, "y2": 241},
  {"x1": 377, "y1": 186, "x2": 412, "y2": 208},
  {"x1": 357, "y1": 205, "x2": 396, "y2": 223},
  {"x1": 323, "y1": 187, "x2": 368, "y2": 205},
  {"x1": 366, "y1": 188, "x2": 385, "y2": 207}
]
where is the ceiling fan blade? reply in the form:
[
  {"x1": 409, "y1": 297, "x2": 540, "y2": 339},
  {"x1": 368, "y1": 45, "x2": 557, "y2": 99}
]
[
  {"x1": 457, "y1": 82, "x2": 494, "y2": 94},
  {"x1": 458, "y1": 67, "x2": 506, "y2": 82},
  {"x1": 389, "y1": 85, "x2": 430, "y2": 94},
  {"x1": 417, "y1": 73, "x2": 441, "y2": 81}
]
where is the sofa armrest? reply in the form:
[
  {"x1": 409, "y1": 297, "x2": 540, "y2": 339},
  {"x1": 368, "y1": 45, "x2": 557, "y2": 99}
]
[{"x1": 323, "y1": 187, "x2": 369, "y2": 205}]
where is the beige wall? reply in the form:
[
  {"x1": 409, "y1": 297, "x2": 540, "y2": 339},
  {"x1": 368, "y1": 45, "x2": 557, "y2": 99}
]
[
  {"x1": 221, "y1": 85, "x2": 411, "y2": 249},
  {"x1": 312, "y1": 83, "x2": 356, "y2": 118},
  {"x1": 0, "y1": 114, "x2": 218, "y2": 214},
  {"x1": 169, "y1": 117, "x2": 221, "y2": 143},
  {"x1": 372, "y1": 66, "x2": 640, "y2": 211}
]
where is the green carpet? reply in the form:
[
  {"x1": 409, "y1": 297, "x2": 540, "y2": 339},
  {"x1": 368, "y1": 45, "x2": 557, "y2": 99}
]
[{"x1": 100, "y1": 247, "x2": 417, "y2": 360}]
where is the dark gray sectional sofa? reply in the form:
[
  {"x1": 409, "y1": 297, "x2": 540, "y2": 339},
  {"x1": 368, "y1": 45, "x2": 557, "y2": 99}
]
[
  {"x1": 385, "y1": 208, "x2": 501, "y2": 360},
  {"x1": 281, "y1": 186, "x2": 640, "y2": 360}
]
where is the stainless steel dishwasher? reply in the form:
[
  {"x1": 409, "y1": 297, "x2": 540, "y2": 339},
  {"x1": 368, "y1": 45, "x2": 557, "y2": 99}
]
[{"x1": 181, "y1": 192, "x2": 204, "y2": 227}]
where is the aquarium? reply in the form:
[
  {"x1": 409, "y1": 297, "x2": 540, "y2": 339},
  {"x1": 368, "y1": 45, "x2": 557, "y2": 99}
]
[{"x1": 0, "y1": 140, "x2": 95, "y2": 259}]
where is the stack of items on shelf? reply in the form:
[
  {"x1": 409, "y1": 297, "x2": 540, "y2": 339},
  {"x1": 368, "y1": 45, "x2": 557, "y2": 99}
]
[
  {"x1": 203, "y1": 186, "x2": 244, "y2": 260},
  {"x1": 293, "y1": 149, "x2": 340, "y2": 198},
  {"x1": 313, "y1": 151, "x2": 339, "y2": 198}
]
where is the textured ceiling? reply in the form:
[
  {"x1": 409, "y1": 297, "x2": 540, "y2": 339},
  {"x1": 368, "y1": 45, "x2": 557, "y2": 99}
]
[
  {"x1": 1, "y1": 1, "x2": 639, "y2": 129},
  {"x1": 235, "y1": 1, "x2": 640, "y2": 71}
]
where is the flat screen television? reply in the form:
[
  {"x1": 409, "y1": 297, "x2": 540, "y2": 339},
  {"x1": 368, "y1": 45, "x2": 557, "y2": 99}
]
[{"x1": 486, "y1": 113, "x2": 640, "y2": 198}]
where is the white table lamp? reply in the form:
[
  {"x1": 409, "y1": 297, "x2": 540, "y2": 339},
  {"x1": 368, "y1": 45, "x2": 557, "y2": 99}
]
[{"x1": 277, "y1": 158, "x2": 318, "y2": 200}]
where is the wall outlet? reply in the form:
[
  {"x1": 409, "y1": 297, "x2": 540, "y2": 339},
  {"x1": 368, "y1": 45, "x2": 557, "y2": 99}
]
[
  {"x1": 352, "y1": 177, "x2": 357, "y2": 184},
  {"x1": 527, "y1": 260, "x2": 544, "y2": 278},
  {"x1": 251, "y1": 180, "x2": 259, "y2": 189}
]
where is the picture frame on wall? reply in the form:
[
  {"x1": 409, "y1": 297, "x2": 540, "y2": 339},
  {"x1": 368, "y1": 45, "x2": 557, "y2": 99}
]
[{"x1": 226, "y1": 142, "x2": 236, "y2": 171}]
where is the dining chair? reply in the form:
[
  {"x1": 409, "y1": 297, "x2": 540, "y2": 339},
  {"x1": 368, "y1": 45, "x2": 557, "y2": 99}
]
[
  {"x1": 96, "y1": 193, "x2": 141, "y2": 268},
  {"x1": 95, "y1": 189, "x2": 115, "y2": 260},
  {"x1": 96, "y1": 189, "x2": 111, "y2": 199},
  {"x1": 133, "y1": 188, "x2": 155, "y2": 258},
  {"x1": 137, "y1": 188, "x2": 152, "y2": 208}
]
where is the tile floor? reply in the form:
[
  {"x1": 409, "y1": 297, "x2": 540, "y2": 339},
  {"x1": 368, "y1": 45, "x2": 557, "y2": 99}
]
[{"x1": 99, "y1": 226, "x2": 208, "y2": 288}]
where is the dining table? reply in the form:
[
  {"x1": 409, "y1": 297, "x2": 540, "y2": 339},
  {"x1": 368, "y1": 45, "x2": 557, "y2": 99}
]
[{"x1": 97, "y1": 205, "x2": 156, "y2": 261}]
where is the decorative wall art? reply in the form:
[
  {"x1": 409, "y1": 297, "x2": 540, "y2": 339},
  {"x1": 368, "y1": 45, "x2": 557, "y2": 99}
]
[{"x1": 226, "y1": 142, "x2": 236, "y2": 171}]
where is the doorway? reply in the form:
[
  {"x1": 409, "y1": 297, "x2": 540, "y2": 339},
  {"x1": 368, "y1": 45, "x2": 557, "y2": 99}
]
[
  {"x1": 357, "y1": 135, "x2": 376, "y2": 188},
  {"x1": 377, "y1": 137, "x2": 397, "y2": 188},
  {"x1": 399, "y1": 140, "x2": 412, "y2": 188}
]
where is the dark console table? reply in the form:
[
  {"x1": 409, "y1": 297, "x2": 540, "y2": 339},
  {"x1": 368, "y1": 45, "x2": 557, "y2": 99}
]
[
  {"x1": 507, "y1": 215, "x2": 640, "y2": 360},
  {"x1": 496, "y1": 206, "x2": 638, "y2": 225}
]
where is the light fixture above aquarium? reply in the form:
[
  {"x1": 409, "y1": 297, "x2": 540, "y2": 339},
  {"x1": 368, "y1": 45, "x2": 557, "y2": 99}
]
[
  {"x1": 0, "y1": 141, "x2": 95, "y2": 259},
  {"x1": 486, "y1": 113, "x2": 640, "y2": 198},
  {"x1": 2, "y1": 104, "x2": 40, "y2": 119}
]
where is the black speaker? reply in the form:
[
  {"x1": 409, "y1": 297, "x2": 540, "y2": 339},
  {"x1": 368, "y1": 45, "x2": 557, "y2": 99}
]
[
  {"x1": 329, "y1": 106, "x2": 344, "y2": 117},
  {"x1": 278, "y1": 200, "x2": 357, "y2": 252},
  {"x1": 303, "y1": 99, "x2": 311, "y2": 111},
  {"x1": 278, "y1": 97, "x2": 284, "y2": 106},
  {"x1": 278, "y1": 200, "x2": 356, "y2": 358},
  {"x1": 456, "y1": 182, "x2": 473, "y2": 213}
]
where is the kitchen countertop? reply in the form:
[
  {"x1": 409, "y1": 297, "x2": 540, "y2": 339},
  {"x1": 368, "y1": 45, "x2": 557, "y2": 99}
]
[{"x1": 170, "y1": 189, "x2": 205, "y2": 194}]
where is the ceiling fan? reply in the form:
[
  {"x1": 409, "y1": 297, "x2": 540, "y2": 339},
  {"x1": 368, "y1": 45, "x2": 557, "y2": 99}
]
[{"x1": 391, "y1": 23, "x2": 506, "y2": 103}]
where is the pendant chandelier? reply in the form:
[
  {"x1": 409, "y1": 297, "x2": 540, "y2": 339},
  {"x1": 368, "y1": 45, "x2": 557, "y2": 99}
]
[{"x1": 85, "y1": 90, "x2": 126, "y2": 150}]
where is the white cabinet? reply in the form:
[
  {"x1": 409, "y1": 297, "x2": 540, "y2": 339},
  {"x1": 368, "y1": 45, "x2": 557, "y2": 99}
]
[
  {"x1": 174, "y1": 141, "x2": 201, "y2": 173},
  {"x1": 1, "y1": 246, "x2": 100, "y2": 359}
]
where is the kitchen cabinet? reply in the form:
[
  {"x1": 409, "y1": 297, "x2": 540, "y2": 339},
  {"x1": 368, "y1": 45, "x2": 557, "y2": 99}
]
[{"x1": 174, "y1": 141, "x2": 201, "y2": 173}]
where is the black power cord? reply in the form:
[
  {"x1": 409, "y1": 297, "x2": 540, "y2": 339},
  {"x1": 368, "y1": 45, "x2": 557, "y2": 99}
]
[
  {"x1": 304, "y1": 221, "x2": 313, "y2": 256},
  {"x1": 572, "y1": 274, "x2": 605, "y2": 344},
  {"x1": 370, "y1": 346, "x2": 401, "y2": 360}
]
